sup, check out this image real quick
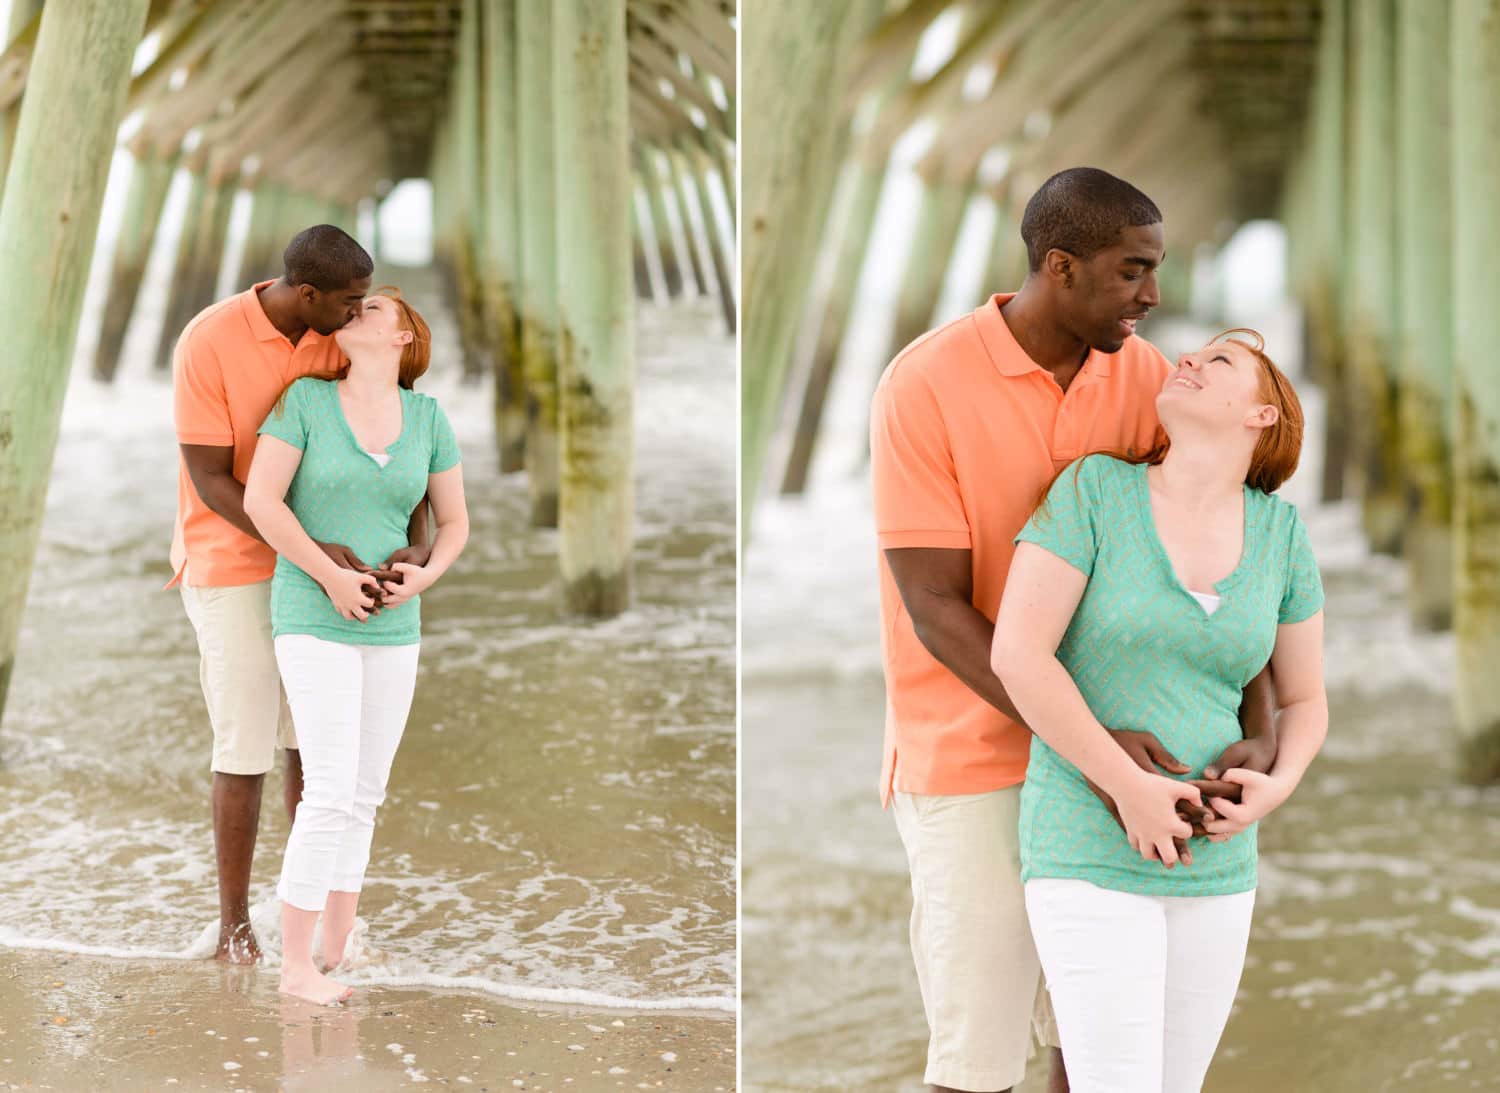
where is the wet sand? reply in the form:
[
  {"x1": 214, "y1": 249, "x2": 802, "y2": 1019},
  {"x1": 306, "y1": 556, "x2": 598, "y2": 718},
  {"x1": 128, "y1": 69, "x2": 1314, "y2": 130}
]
[{"x1": 0, "y1": 947, "x2": 734, "y2": 1091}]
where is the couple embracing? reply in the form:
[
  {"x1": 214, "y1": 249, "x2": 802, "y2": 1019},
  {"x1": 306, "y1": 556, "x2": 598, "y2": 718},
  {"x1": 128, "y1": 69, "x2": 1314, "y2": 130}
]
[
  {"x1": 170, "y1": 225, "x2": 468, "y2": 1004},
  {"x1": 873, "y1": 168, "x2": 1328, "y2": 1093}
]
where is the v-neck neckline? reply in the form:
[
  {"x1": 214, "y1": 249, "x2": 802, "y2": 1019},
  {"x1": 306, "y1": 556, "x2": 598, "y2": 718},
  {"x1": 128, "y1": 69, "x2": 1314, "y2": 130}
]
[
  {"x1": 1135, "y1": 461, "x2": 1251, "y2": 615},
  {"x1": 332, "y1": 381, "x2": 407, "y2": 469}
]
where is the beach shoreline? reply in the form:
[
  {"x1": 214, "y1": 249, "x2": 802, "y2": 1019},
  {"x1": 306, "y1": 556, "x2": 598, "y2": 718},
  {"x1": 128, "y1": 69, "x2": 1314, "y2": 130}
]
[{"x1": 0, "y1": 947, "x2": 735, "y2": 1091}]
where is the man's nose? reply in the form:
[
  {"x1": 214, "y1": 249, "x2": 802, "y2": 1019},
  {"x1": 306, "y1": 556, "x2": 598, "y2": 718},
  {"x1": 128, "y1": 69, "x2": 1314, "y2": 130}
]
[{"x1": 1139, "y1": 270, "x2": 1161, "y2": 309}]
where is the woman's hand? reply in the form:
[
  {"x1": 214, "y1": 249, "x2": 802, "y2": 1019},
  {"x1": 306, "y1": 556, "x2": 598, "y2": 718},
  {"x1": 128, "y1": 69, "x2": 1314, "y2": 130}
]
[
  {"x1": 322, "y1": 568, "x2": 381, "y2": 621},
  {"x1": 1201, "y1": 768, "x2": 1296, "y2": 841},
  {"x1": 377, "y1": 562, "x2": 436, "y2": 609},
  {"x1": 1108, "y1": 768, "x2": 1200, "y2": 868}
]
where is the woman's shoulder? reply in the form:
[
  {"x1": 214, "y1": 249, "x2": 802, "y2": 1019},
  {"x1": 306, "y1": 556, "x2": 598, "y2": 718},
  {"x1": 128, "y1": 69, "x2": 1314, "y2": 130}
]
[
  {"x1": 1249, "y1": 488, "x2": 1312, "y2": 545},
  {"x1": 1072, "y1": 452, "x2": 1137, "y2": 488},
  {"x1": 286, "y1": 375, "x2": 336, "y2": 402},
  {"x1": 402, "y1": 386, "x2": 446, "y2": 414}
]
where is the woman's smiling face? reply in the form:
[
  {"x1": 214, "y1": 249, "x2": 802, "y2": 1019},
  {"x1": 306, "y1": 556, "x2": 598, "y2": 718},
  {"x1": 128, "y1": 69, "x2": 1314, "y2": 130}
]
[{"x1": 1157, "y1": 338, "x2": 1276, "y2": 434}]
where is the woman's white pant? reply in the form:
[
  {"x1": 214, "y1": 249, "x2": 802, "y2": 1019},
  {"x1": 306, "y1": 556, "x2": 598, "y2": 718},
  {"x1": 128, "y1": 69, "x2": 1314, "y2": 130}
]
[
  {"x1": 274, "y1": 635, "x2": 420, "y2": 912},
  {"x1": 1025, "y1": 878, "x2": 1255, "y2": 1093}
]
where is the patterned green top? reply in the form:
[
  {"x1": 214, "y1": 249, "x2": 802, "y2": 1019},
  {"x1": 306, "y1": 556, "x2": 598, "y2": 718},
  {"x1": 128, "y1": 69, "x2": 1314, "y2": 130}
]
[
  {"x1": 257, "y1": 377, "x2": 461, "y2": 646},
  {"x1": 1014, "y1": 454, "x2": 1323, "y2": 896}
]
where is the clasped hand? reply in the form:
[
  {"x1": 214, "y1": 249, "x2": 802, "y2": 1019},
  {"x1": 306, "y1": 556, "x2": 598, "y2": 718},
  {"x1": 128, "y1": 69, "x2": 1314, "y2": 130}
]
[
  {"x1": 315, "y1": 542, "x2": 435, "y2": 621},
  {"x1": 1086, "y1": 729, "x2": 1282, "y2": 869}
]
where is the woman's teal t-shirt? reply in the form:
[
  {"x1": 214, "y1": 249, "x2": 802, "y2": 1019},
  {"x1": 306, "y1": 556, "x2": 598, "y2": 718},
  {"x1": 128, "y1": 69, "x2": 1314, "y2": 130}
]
[
  {"x1": 257, "y1": 377, "x2": 461, "y2": 646},
  {"x1": 1013, "y1": 454, "x2": 1324, "y2": 896}
]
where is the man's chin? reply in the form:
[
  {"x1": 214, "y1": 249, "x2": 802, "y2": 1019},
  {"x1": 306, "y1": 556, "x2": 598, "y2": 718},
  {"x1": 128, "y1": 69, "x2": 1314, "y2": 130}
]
[{"x1": 1092, "y1": 337, "x2": 1126, "y2": 355}]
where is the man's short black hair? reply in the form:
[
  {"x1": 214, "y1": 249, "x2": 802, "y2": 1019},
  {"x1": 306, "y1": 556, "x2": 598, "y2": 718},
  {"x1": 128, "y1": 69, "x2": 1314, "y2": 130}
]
[
  {"x1": 283, "y1": 225, "x2": 373, "y2": 291},
  {"x1": 1020, "y1": 167, "x2": 1162, "y2": 272}
]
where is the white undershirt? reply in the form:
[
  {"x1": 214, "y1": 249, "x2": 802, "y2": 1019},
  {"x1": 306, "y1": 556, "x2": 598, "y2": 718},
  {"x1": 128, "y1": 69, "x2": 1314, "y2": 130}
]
[
  {"x1": 365, "y1": 450, "x2": 392, "y2": 468},
  {"x1": 1189, "y1": 590, "x2": 1222, "y2": 616}
]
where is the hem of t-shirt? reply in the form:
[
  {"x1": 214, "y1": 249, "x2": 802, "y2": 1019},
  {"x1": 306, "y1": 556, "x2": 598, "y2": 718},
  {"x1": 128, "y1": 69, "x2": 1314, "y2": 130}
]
[
  {"x1": 1012, "y1": 530, "x2": 1092, "y2": 577},
  {"x1": 272, "y1": 623, "x2": 421, "y2": 646},
  {"x1": 877, "y1": 529, "x2": 972, "y2": 550},
  {"x1": 430, "y1": 456, "x2": 460, "y2": 474},
  {"x1": 1279, "y1": 596, "x2": 1325, "y2": 626},
  {"x1": 889, "y1": 765, "x2": 1028, "y2": 799},
  {"x1": 256, "y1": 425, "x2": 305, "y2": 450},
  {"x1": 167, "y1": 563, "x2": 277, "y2": 590},
  {"x1": 177, "y1": 430, "x2": 235, "y2": 446},
  {"x1": 1019, "y1": 863, "x2": 1258, "y2": 898}
]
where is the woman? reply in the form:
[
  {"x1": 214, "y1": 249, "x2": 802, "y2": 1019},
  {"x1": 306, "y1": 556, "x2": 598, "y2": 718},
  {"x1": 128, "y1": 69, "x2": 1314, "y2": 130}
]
[
  {"x1": 989, "y1": 329, "x2": 1327, "y2": 1091},
  {"x1": 244, "y1": 287, "x2": 468, "y2": 1005}
]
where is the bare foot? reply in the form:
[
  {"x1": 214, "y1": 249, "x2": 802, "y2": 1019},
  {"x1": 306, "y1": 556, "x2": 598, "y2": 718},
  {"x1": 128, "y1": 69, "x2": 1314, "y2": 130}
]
[
  {"x1": 215, "y1": 921, "x2": 262, "y2": 965},
  {"x1": 279, "y1": 965, "x2": 353, "y2": 1006}
]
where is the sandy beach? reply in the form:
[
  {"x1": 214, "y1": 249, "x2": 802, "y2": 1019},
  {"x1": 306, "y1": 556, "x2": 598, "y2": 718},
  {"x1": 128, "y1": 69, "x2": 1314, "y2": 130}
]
[{"x1": 0, "y1": 948, "x2": 735, "y2": 1091}]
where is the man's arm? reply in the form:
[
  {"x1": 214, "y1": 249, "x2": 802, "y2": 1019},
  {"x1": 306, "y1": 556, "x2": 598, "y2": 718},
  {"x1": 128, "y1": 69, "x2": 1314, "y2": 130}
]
[
  {"x1": 407, "y1": 497, "x2": 430, "y2": 549},
  {"x1": 884, "y1": 545, "x2": 1190, "y2": 768},
  {"x1": 180, "y1": 443, "x2": 267, "y2": 544},
  {"x1": 380, "y1": 496, "x2": 433, "y2": 572},
  {"x1": 883, "y1": 546, "x2": 1026, "y2": 725},
  {"x1": 1204, "y1": 662, "x2": 1278, "y2": 778},
  {"x1": 179, "y1": 442, "x2": 375, "y2": 577}
]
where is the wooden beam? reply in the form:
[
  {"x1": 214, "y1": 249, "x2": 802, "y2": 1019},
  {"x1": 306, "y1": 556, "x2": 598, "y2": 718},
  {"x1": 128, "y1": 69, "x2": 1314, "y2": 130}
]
[
  {"x1": 555, "y1": 0, "x2": 636, "y2": 615},
  {"x1": 0, "y1": 0, "x2": 153, "y2": 726}
]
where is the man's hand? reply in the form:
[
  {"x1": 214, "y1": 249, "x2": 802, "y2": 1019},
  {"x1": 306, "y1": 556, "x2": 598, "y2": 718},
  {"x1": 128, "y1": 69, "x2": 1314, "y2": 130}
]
[
  {"x1": 1084, "y1": 729, "x2": 1210, "y2": 865},
  {"x1": 374, "y1": 546, "x2": 435, "y2": 611},
  {"x1": 316, "y1": 541, "x2": 385, "y2": 613},
  {"x1": 1203, "y1": 734, "x2": 1278, "y2": 780},
  {"x1": 382, "y1": 544, "x2": 433, "y2": 570}
]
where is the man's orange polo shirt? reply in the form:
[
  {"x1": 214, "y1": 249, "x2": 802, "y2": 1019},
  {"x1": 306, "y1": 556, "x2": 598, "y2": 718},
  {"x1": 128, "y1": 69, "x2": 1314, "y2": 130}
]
[
  {"x1": 870, "y1": 293, "x2": 1170, "y2": 806},
  {"x1": 169, "y1": 282, "x2": 346, "y2": 589}
]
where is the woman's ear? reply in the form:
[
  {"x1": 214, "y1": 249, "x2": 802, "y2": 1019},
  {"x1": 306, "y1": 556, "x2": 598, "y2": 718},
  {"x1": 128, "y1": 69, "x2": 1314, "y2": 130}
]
[
  {"x1": 1248, "y1": 403, "x2": 1279, "y2": 429},
  {"x1": 395, "y1": 329, "x2": 414, "y2": 346}
]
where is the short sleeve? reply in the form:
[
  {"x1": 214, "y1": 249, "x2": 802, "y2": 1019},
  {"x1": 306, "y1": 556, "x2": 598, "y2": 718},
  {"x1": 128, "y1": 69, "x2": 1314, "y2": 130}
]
[
  {"x1": 870, "y1": 367, "x2": 970, "y2": 550},
  {"x1": 173, "y1": 331, "x2": 233, "y2": 446},
  {"x1": 1279, "y1": 510, "x2": 1324, "y2": 624},
  {"x1": 1014, "y1": 456, "x2": 1103, "y2": 578},
  {"x1": 429, "y1": 400, "x2": 460, "y2": 473},
  {"x1": 257, "y1": 380, "x2": 310, "y2": 450}
]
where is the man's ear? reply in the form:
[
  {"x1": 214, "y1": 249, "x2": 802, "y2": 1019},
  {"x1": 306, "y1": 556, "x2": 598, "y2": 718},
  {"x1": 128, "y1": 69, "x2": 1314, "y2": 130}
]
[
  {"x1": 1045, "y1": 248, "x2": 1074, "y2": 289},
  {"x1": 296, "y1": 282, "x2": 319, "y2": 306}
]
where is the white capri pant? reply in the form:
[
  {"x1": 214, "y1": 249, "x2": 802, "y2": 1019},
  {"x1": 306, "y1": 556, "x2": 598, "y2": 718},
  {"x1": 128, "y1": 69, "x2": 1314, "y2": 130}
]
[
  {"x1": 1025, "y1": 878, "x2": 1255, "y2": 1093},
  {"x1": 274, "y1": 635, "x2": 420, "y2": 912}
]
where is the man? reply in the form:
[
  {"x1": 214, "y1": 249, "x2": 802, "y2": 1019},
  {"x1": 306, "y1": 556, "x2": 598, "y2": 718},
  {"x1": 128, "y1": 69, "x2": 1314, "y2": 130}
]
[
  {"x1": 870, "y1": 168, "x2": 1276, "y2": 1092},
  {"x1": 170, "y1": 225, "x2": 429, "y2": 963}
]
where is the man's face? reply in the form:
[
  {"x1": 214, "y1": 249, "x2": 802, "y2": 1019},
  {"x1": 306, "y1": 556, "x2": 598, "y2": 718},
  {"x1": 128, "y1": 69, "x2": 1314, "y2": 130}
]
[
  {"x1": 1061, "y1": 222, "x2": 1164, "y2": 354},
  {"x1": 302, "y1": 276, "x2": 371, "y2": 336}
]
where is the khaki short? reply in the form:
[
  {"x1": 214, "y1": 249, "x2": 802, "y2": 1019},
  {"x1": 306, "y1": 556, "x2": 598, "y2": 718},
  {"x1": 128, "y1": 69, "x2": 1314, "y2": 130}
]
[
  {"x1": 892, "y1": 784, "x2": 1060, "y2": 1091},
  {"x1": 180, "y1": 578, "x2": 296, "y2": 775}
]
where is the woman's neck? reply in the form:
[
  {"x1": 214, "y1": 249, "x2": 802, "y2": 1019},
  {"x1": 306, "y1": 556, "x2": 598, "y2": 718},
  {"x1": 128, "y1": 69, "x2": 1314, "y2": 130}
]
[
  {"x1": 1152, "y1": 431, "x2": 1251, "y2": 508},
  {"x1": 340, "y1": 352, "x2": 400, "y2": 400}
]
